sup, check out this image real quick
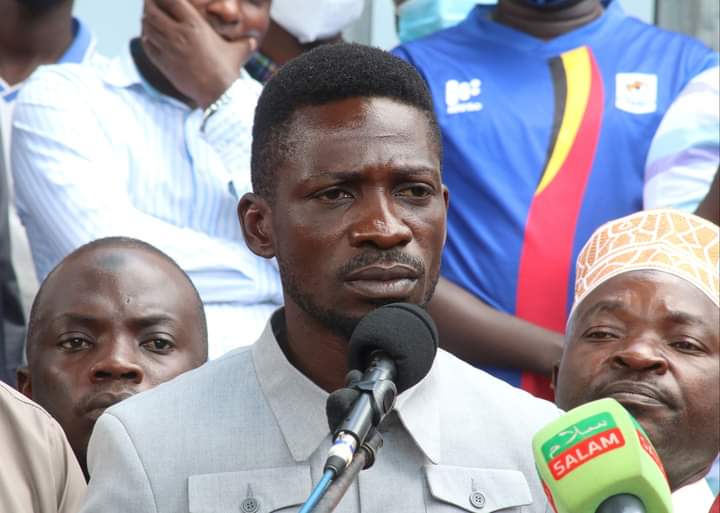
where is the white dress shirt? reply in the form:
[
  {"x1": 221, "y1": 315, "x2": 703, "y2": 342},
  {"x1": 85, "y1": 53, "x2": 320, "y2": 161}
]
[
  {"x1": 11, "y1": 44, "x2": 283, "y2": 357},
  {"x1": 672, "y1": 478, "x2": 715, "y2": 513}
]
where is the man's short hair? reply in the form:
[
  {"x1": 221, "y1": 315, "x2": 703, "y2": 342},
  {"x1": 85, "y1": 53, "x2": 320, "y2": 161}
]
[
  {"x1": 251, "y1": 42, "x2": 441, "y2": 202},
  {"x1": 27, "y1": 237, "x2": 208, "y2": 355}
]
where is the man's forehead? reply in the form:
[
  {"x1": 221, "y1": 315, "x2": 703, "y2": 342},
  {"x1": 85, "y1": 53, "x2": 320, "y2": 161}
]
[
  {"x1": 57, "y1": 247, "x2": 160, "y2": 281},
  {"x1": 284, "y1": 97, "x2": 438, "y2": 162},
  {"x1": 283, "y1": 108, "x2": 440, "y2": 187},
  {"x1": 37, "y1": 247, "x2": 182, "y2": 313},
  {"x1": 572, "y1": 270, "x2": 719, "y2": 327}
]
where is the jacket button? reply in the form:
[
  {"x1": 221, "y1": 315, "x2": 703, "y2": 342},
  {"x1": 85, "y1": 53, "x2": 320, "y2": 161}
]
[
  {"x1": 240, "y1": 497, "x2": 260, "y2": 513},
  {"x1": 469, "y1": 491, "x2": 486, "y2": 509}
]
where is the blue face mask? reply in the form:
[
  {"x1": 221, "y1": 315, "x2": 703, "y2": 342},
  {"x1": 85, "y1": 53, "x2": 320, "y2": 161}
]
[{"x1": 398, "y1": 0, "x2": 487, "y2": 43}]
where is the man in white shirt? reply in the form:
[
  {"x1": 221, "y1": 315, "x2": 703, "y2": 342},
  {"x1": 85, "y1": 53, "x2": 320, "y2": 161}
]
[
  {"x1": 11, "y1": 0, "x2": 282, "y2": 358},
  {"x1": 553, "y1": 209, "x2": 719, "y2": 513}
]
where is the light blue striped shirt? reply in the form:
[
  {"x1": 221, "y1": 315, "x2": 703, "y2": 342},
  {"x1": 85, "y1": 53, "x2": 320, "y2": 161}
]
[
  {"x1": 644, "y1": 65, "x2": 720, "y2": 212},
  {"x1": 11, "y1": 44, "x2": 283, "y2": 358}
]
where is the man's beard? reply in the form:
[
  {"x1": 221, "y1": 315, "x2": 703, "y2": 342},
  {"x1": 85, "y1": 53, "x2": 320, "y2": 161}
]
[{"x1": 278, "y1": 249, "x2": 439, "y2": 340}]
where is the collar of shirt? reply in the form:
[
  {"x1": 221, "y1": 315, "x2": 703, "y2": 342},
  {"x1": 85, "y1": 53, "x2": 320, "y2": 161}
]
[
  {"x1": 102, "y1": 42, "x2": 259, "y2": 112},
  {"x1": 1, "y1": 17, "x2": 94, "y2": 103},
  {"x1": 245, "y1": 51, "x2": 280, "y2": 84},
  {"x1": 672, "y1": 478, "x2": 715, "y2": 513},
  {"x1": 61, "y1": 18, "x2": 95, "y2": 64},
  {"x1": 252, "y1": 309, "x2": 442, "y2": 465},
  {"x1": 100, "y1": 43, "x2": 188, "y2": 110}
]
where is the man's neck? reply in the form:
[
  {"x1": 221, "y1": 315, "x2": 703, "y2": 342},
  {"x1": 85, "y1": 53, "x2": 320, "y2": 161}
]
[
  {"x1": 279, "y1": 304, "x2": 351, "y2": 393},
  {"x1": 130, "y1": 38, "x2": 194, "y2": 108},
  {"x1": 492, "y1": 0, "x2": 604, "y2": 40},
  {"x1": 0, "y1": 0, "x2": 75, "y2": 85},
  {"x1": 259, "y1": 21, "x2": 304, "y2": 66}
]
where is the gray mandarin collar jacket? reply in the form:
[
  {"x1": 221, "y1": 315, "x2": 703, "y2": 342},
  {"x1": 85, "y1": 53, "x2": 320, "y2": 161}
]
[{"x1": 80, "y1": 309, "x2": 560, "y2": 513}]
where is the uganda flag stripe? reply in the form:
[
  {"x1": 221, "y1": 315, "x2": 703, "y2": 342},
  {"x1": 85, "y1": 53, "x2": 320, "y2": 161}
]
[{"x1": 516, "y1": 47, "x2": 605, "y2": 397}]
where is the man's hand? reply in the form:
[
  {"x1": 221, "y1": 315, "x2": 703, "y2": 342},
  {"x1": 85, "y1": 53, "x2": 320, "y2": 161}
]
[{"x1": 142, "y1": 0, "x2": 261, "y2": 109}]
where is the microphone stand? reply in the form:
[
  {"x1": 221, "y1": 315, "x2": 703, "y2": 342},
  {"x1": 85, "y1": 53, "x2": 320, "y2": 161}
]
[{"x1": 313, "y1": 430, "x2": 384, "y2": 513}]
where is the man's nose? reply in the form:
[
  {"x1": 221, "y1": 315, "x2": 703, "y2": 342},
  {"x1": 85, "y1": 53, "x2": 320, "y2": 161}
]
[
  {"x1": 89, "y1": 340, "x2": 144, "y2": 384},
  {"x1": 611, "y1": 337, "x2": 669, "y2": 375},
  {"x1": 348, "y1": 193, "x2": 413, "y2": 249},
  {"x1": 206, "y1": 0, "x2": 242, "y2": 24}
]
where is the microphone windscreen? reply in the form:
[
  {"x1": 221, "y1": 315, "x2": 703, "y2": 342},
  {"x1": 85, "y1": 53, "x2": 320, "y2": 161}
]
[
  {"x1": 347, "y1": 303, "x2": 438, "y2": 394},
  {"x1": 532, "y1": 398, "x2": 672, "y2": 513}
]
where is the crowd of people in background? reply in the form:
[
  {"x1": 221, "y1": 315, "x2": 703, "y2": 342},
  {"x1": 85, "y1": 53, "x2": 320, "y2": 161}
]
[{"x1": 0, "y1": 0, "x2": 718, "y2": 512}]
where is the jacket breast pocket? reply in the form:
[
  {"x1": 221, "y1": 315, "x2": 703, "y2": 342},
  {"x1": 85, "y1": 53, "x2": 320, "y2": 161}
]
[
  {"x1": 425, "y1": 465, "x2": 533, "y2": 513},
  {"x1": 188, "y1": 465, "x2": 312, "y2": 513}
]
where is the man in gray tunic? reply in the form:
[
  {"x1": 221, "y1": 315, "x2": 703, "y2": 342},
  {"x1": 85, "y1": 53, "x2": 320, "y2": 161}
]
[{"x1": 80, "y1": 43, "x2": 560, "y2": 513}]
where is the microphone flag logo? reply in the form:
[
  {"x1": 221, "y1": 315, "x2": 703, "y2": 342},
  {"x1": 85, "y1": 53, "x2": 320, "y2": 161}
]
[{"x1": 541, "y1": 411, "x2": 625, "y2": 480}]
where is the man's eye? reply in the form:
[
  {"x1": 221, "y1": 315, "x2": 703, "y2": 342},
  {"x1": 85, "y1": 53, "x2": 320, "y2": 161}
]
[
  {"x1": 397, "y1": 185, "x2": 433, "y2": 198},
  {"x1": 142, "y1": 339, "x2": 175, "y2": 354},
  {"x1": 316, "y1": 188, "x2": 352, "y2": 201},
  {"x1": 58, "y1": 338, "x2": 92, "y2": 351},
  {"x1": 583, "y1": 329, "x2": 619, "y2": 341},
  {"x1": 670, "y1": 339, "x2": 703, "y2": 354}
]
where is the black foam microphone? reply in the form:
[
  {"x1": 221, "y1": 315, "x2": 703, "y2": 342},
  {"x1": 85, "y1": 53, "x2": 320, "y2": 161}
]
[{"x1": 324, "y1": 303, "x2": 438, "y2": 475}]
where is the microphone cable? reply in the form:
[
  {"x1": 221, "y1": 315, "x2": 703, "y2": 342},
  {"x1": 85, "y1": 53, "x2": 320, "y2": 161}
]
[{"x1": 298, "y1": 469, "x2": 335, "y2": 513}]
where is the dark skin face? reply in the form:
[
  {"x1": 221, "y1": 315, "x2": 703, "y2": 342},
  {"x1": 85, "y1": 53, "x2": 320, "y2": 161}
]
[
  {"x1": 554, "y1": 270, "x2": 720, "y2": 491},
  {"x1": 492, "y1": 0, "x2": 603, "y2": 40},
  {"x1": 240, "y1": 97, "x2": 448, "y2": 392},
  {"x1": 0, "y1": 0, "x2": 74, "y2": 85},
  {"x1": 18, "y1": 247, "x2": 207, "y2": 478}
]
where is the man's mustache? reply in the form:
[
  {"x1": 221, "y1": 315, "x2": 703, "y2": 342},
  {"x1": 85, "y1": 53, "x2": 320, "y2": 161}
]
[
  {"x1": 76, "y1": 386, "x2": 138, "y2": 416},
  {"x1": 337, "y1": 249, "x2": 425, "y2": 279}
]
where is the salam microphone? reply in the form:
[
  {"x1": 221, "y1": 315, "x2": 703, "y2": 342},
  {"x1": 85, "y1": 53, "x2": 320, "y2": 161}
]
[{"x1": 532, "y1": 398, "x2": 672, "y2": 513}]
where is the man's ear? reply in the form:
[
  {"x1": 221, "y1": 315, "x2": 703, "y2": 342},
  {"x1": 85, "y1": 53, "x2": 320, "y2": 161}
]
[
  {"x1": 16, "y1": 366, "x2": 32, "y2": 398},
  {"x1": 441, "y1": 184, "x2": 450, "y2": 245},
  {"x1": 550, "y1": 363, "x2": 560, "y2": 392},
  {"x1": 238, "y1": 192, "x2": 275, "y2": 258}
]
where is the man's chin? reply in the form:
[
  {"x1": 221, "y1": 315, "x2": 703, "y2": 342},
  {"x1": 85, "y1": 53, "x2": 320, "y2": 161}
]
[
  {"x1": 286, "y1": 283, "x2": 429, "y2": 341},
  {"x1": 610, "y1": 397, "x2": 669, "y2": 426}
]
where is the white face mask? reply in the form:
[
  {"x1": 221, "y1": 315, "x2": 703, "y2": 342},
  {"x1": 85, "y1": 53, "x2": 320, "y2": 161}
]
[{"x1": 270, "y1": 0, "x2": 366, "y2": 44}]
